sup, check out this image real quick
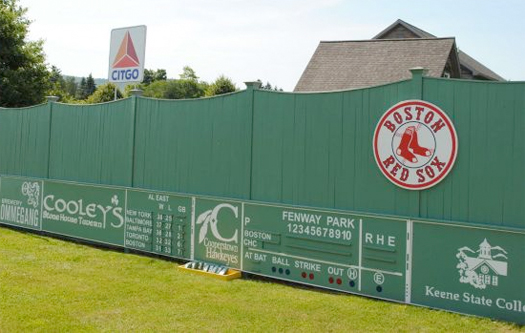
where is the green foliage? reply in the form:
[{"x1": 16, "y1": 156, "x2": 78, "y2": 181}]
[
  {"x1": 76, "y1": 77, "x2": 87, "y2": 99},
  {"x1": 142, "y1": 68, "x2": 167, "y2": 85},
  {"x1": 72, "y1": 74, "x2": 97, "y2": 100},
  {"x1": 123, "y1": 83, "x2": 142, "y2": 97},
  {"x1": 85, "y1": 74, "x2": 96, "y2": 96},
  {"x1": 86, "y1": 83, "x2": 123, "y2": 103},
  {"x1": 63, "y1": 76, "x2": 78, "y2": 97},
  {"x1": 46, "y1": 66, "x2": 75, "y2": 102},
  {"x1": 140, "y1": 67, "x2": 207, "y2": 99},
  {"x1": 180, "y1": 65, "x2": 198, "y2": 81},
  {"x1": 205, "y1": 75, "x2": 237, "y2": 96},
  {"x1": 257, "y1": 79, "x2": 284, "y2": 91},
  {"x1": 142, "y1": 80, "x2": 168, "y2": 98},
  {"x1": 0, "y1": 0, "x2": 50, "y2": 107},
  {"x1": 142, "y1": 79, "x2": 207, "y2": 99}
]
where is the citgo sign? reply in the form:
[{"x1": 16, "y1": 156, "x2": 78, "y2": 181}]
[{"x1": 108, "y1": 25, "x2": 147, "y2": 83}]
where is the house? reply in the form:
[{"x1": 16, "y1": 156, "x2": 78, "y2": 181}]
[
  {"x1": 294, "y1": 19, "x2": 503, "y2": 92},
  {"x1": 373, "y1": 20, "x2": 504, "y2": 81}
]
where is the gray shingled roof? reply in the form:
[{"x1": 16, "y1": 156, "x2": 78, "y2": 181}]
[
  {"x1": 458, "y1": 50, "x2": 505, "y2": 81},
  {"x1": 373, "y1": 19, "x2": 435, "y2": 39},
  {"x1": 374, "y1": 19, "x2": 504, "y2": 81},
  {"x1": 294, "y1": 38, "x2": 456, "y2": 92}
]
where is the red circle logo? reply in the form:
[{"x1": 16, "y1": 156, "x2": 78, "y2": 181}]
[{"x1": 373, "y1": 100, "x2": 458, "y2": 190}]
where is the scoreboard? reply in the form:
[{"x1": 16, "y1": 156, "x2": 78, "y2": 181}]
[{"x1": 0, "y1": 176, "x2": 523, "y2": 324}]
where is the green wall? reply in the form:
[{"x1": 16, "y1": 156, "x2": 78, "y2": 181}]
[
  {"x1": 0, "y1": 104, "x2": 49, "y2": 177},
  {"x1": 133, "y1": 93, "x2": 252, "y2": 198},
  {"x1": 1, "y1": 76, "x2": 524, "y2": 229},
  {"x1": 49, "y1": 99, "x2": 134, "y2": 186},
  {"x1": 421, "y1": 79, "x2": 525, "y2": 228}
]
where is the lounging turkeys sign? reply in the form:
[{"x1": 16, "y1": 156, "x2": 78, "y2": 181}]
[{"x1": 373, "y1": 100, "x2": 458, "y2": 190}]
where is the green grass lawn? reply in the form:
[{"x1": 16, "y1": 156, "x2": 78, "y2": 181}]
[{"x1": 0, "y1": 227, "x2": 522, "y2": 332}]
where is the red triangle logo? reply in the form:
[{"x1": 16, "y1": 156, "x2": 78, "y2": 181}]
[{"x1": 113, "y1": 31, "x2": 140, "y2": 68}]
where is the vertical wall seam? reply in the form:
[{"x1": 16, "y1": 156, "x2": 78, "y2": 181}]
[
  {"x1": 46, "y1": 101, "x2": 53, "y2": 179},
  {"x1": 245, "y1": 83, "x2": 259, "y2": 200},
  {"x1": 130, "y1": 96, "x2": 139, "y2": 187}
]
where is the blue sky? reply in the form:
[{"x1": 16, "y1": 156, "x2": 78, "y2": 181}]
[{"x1": 20, "y1": 0, "x2": 525, "y2": 91}]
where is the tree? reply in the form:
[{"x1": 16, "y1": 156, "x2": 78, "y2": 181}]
[
  {"x1": 86, "y1": 83, "x2": 123, "y2": 103},
  {"x1": 63, "y1": 76, "x2": 78, "y2": 97},
  {"x1": 177, "y1": 66, "x2": 206, "y2": 98},
  {"x1": 141, "y1": 67, "x2": 207, "y2": 100},
  {"x1": 76, "y1": 77, "x2": 87, "y2": 99},
  {"x1": 142, "y1": 79, "x2": 206, "y2": 100},
  {"x1": 49, "y1": 66, "x2": 65, "y2": 88},
  {"x1": 154, "y1": 69, "x2": 167, "y2": 82},
  {"x1": 142, "y1": 68, "x2": 167, "y2": 85},
  {"x1": 257, "y1": 79, "x2": 283, "y2": 92},
  {"x1": 47, "y1": 66, "x2": 75, "y2": 102},
  {"x1": 85, "y1": 74, "x2": 96, "y2": 96},
  {"x1": 74, "y1": 74, "x2": 97, "y2": 100},
  {"x1": 142, "y1": 69, "x2": 154, "y2": 85},
  {"x1": 142, "y1": 80, "x2": 169, "y2": 99},
  {"x1": 180, "y1": 66, "x2": 198, "y2": 81},
  {"x1": 205, "y1": 75, "x2": 237, "y2": 96},
  {"x1": 0, "y1": 0, "x2": 50, "y2": 107}
]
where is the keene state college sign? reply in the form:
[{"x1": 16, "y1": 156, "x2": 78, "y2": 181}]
[{"x1": 373, "y1": 100, "x2": 458, "y2": 190}]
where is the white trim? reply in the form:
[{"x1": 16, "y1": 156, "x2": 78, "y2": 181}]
[
  {"x1": 190, "y1": 197, "x2": 195, "y2": 260},
  {"x1": 358, "y1": 218, "x2": 363, "y2": 291},
  {"x1": 240, "y1": 202, "x2": 245, "y2": 271}
]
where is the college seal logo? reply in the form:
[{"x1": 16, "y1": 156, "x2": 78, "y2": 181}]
[
  {"x1": 456, "y1": 238, "x2": 508, "y2": 290},
  {"x1": 373, "y1": 100, "x2": 458, "y2": 190}
]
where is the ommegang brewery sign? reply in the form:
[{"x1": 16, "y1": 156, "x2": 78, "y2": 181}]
[{"x1": 373, "y1": 100, "x2": 458, "y2": 190}]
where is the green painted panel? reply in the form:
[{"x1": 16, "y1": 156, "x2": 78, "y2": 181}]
[
  {"x1": 242, "y1": 202, "x2": 407, "y2": 302},
  {"x1": 133, "y1": 93, "x2": 252, "y2": 199},
  {"x1": 411, "y1": 221, "x2": 525, "y2": 324},
  {"x1": 0, "y1": 104, "x2": 49, "y2": 177},
  {"x1": 0, "y1": 177, "x2": 42, "y2": 230},
  {"x1": 49, "y1": 99, "x2": 134, "y2": 186},
  {"x1": 251, "y1": 81, "x2": 419, "y2": 218},
  {"x1": 193, "y1": 197, "x2": 242, "y2": 269},
  {"x1": 42, "y1": 180, "x2": 126, "y2": 246},
  {"x1": 422, "y1": 79, "x2": 525, "y2": 228},
  {"x1": 125, "y1": 189, "x2": 191, "y2": 258}
]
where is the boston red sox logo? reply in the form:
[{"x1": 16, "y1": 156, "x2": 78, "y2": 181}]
[{"x1": 373, "y1": 100, "x2": 458, "y2": 190}]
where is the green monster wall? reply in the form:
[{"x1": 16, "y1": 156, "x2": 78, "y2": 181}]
[{"x1": 0, "y1": 72, "x2": 524, "y2": 324}]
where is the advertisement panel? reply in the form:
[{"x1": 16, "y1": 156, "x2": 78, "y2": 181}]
[
  {"x1": 42, "y1": 180, "x2": 126, "y2": 246},
  {"x1": 0, "y1": 177, "x2": 42, "y2": 230},
  {"x1": 411, "y1": 222, "x2": 525, "y2": 324},
  {"x1": 193, "y1": 198, "x2": 242, "y2": 269}
]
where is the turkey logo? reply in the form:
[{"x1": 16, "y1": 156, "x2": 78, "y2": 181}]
[{"x1": 373, "y1": 100, "x2": 458, "y2": 190}]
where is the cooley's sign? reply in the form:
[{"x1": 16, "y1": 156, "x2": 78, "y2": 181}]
[
  {"x1": 374, "y1": 100, "x2": 458, "y2": 190},
  {"x1": 108, "y1": 25, "x2": 147, "y2": 83}
]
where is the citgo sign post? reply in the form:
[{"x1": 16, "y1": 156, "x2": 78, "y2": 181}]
[{"x1": 0, "y1": 174, "x2": 523, "y2": 324}]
